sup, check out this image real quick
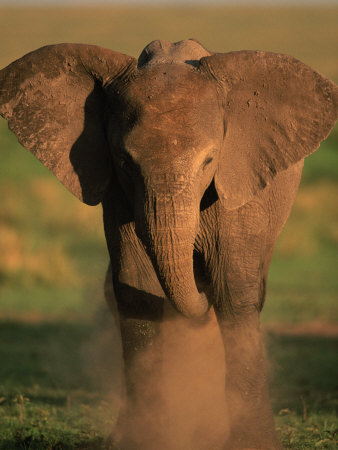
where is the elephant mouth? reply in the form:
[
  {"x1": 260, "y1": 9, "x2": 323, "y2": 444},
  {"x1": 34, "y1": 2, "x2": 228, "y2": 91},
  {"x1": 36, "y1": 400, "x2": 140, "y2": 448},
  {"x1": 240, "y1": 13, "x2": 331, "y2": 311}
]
[
  {"x1": 200, "y1": 179, "x2": 218, "y2": 211},
  {"x1": 193, "y1": 250, "x2": 213, "y2": 300}
]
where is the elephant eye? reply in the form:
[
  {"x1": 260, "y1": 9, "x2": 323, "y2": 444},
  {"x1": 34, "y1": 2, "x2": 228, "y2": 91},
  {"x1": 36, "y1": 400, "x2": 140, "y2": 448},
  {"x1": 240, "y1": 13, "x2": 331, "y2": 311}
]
[{"x1": 203, "y1": 156, "x2": 213, "y2": 168}]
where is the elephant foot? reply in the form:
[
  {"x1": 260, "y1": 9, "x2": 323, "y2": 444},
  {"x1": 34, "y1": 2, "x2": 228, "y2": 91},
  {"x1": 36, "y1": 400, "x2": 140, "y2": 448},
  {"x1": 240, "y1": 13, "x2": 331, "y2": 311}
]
[
  {"x1": 225, "y1": 432, "x2": 283, "y2": 450},
  {"x1": 225, "y1": 416, "x2": 282, "y2": 450}
]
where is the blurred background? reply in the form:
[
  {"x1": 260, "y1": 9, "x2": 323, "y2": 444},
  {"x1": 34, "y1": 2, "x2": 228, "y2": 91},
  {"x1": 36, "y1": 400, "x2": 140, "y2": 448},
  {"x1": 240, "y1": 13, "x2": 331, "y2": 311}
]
[{"x1": 0, "y1": 1, "x2": 337, "y2": 449}]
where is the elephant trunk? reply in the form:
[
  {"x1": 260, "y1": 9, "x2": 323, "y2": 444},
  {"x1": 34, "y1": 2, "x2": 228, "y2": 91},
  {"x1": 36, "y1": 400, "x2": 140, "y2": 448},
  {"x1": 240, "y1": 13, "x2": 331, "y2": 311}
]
[{"x1": 136, "y1": 184, "x2": 209, "y2": 319}]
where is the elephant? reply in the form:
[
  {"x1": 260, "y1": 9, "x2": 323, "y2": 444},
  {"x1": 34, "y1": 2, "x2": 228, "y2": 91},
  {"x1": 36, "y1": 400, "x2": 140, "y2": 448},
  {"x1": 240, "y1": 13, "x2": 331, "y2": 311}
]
[{"x1": 0, "y1": 38, "x2": 337, "y2": 449}]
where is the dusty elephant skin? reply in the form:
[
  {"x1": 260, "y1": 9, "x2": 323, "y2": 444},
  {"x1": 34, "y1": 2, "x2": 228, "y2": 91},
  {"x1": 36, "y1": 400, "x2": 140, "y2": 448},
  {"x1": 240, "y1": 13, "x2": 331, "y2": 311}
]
[{"x1": 0, "y1": 39, "x2": 337, "y2": 449}]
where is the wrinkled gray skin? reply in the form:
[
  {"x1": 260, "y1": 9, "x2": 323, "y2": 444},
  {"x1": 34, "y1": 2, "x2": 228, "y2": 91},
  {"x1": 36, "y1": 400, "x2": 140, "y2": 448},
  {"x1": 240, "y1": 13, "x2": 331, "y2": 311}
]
[{"x1": 0, "y1": 39, "x2": 337, "y2": 449}]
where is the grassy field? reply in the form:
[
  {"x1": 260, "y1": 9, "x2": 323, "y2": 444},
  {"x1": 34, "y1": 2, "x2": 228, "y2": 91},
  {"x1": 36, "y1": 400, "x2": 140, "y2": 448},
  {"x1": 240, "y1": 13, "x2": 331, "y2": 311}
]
[{"x1": 0, "y1": 5, "x2": 337, "y2": 449}]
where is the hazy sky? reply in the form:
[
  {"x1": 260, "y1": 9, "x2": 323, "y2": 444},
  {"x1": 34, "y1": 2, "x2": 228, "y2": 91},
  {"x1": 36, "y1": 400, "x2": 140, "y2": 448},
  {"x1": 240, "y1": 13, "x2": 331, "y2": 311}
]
[{"x1": 1, "y1": 0, "x2": 337, "y2": 5}]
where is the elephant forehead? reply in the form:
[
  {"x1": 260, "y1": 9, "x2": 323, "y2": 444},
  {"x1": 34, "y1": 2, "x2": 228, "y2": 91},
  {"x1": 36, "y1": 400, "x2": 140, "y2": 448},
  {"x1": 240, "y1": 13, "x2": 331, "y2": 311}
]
[
  {"x1": 123, "y1": 74, "x2": 221, "y2": 155},
  {"x1": 142, "y1": 94, "x2": 216, "y2": 126},
  {"x1": 125, "y1": 63, "x2": 219, "y2": 114},
  {"x1": 114, "y1": 64, "x2": 223, "y2": 164}
]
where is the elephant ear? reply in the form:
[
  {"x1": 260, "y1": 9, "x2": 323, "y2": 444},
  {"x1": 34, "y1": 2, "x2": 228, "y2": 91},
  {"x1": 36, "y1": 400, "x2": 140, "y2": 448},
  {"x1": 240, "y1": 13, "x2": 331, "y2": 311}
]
[
  {"x1": 0, "y1": 44, "x2": 136, "y2": 205},
  {"x1": 200, "y1": 51, "x2": 338, "y2": 209}
]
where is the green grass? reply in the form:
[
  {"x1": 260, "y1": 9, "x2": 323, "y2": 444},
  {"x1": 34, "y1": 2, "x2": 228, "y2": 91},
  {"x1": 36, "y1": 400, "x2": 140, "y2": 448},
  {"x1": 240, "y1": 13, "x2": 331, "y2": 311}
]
[{"x1": 0, "y1": 4, "x2": 337, "y2": 448}]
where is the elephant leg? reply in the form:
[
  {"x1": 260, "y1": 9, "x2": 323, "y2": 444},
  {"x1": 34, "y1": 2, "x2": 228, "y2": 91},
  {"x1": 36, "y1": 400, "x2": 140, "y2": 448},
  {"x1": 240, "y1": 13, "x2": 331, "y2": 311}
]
[
  {"x1": 112, "y1": 290, "x2": 164, "y2": 449},
  {"x1": 199, "y1": 168, "x2": 304, "y2": 449},
  {"x1": 215, "y1": 309, "x2": 281, "y2": 450},
  {"x1": 211, "y1": 242, "x2": 281, "y2": 449},
  {"x1": 209, "y1": 231, "x2": 281, "y2": 449},
  {"x1": 201, "y1": 211, "x2": 282, "y2": 448},
  {"x1": 105, "y1": 227, "x2": 166, "y2": 449}
]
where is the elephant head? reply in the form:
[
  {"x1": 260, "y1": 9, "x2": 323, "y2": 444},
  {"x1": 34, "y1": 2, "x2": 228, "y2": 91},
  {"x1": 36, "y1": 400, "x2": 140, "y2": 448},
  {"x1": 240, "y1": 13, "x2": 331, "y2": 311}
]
[{"x1": 0, "y1": 39, "x2": 337, "y2": 318}]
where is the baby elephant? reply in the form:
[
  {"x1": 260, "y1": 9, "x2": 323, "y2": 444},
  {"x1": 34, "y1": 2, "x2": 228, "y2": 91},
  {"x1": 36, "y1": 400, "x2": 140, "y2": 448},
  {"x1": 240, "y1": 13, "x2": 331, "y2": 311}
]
[{"x1": 0, "y1": 39, "x2": 337, "y2": 449}]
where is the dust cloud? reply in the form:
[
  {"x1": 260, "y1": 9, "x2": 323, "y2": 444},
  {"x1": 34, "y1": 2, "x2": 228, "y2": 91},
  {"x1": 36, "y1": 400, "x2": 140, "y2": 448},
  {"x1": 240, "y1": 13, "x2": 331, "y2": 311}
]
[{"x1": 116, "y1": 301, "x2": 230, "y2": 450}]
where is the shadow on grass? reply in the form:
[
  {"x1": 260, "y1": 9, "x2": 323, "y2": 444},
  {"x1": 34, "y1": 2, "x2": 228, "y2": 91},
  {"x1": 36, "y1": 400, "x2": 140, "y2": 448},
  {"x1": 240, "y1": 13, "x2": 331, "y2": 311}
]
[
  {"x1": 0, "y1": 320, "x2": 121, "y2": 449},
  {"x1": 265, "y1": 332, "x2": 338, "y2": 416},
  {"x1": 0, "y1": 320, "x2": 337, "y2": 448},
  {"x1": 0, "y1": 321, "x2": 96, "y2": 391}
]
